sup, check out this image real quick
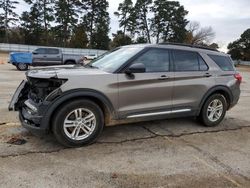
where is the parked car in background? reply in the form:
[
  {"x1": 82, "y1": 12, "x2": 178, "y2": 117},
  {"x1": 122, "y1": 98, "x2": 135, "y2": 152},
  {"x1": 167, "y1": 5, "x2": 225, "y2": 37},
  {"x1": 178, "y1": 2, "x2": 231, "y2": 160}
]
[
  {"x1": 9, "y1": 48, "x2": 84, "y2": 71},
  {"x1": 84, "y1": 54, "x2": 97, "y2": 61},
  {"x1": 9, "y1": 43, "x2": 241, "y2": 147}
]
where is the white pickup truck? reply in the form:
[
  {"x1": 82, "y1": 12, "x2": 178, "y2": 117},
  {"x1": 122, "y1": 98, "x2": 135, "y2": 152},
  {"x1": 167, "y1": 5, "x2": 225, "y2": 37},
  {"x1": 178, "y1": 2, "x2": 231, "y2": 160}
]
[{"x1": 9, "y1": 48, "x2": 84, "y2": 71}]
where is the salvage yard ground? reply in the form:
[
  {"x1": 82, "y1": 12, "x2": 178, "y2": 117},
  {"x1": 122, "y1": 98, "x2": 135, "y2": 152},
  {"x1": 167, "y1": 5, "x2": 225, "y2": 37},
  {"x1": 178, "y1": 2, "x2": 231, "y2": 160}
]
[{"x1": 0, "y1": 63, "x2": 250, "y2": 187}]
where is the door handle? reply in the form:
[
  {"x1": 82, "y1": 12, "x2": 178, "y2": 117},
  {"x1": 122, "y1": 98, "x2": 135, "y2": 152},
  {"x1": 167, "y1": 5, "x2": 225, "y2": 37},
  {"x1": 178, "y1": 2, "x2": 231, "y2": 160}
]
[
  {"x1": 203, "y1": 73, "x2": 212, "y2": 77},
  {"x1": 158, "y1": 75, "x2": 169, "y2": 80}
]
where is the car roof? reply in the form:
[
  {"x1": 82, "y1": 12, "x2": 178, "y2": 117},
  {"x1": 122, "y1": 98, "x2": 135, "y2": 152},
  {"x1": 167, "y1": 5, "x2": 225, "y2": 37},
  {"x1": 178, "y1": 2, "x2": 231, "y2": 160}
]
[{"x1": 123, "y1": 43, "x2": 228, "y2": 56}]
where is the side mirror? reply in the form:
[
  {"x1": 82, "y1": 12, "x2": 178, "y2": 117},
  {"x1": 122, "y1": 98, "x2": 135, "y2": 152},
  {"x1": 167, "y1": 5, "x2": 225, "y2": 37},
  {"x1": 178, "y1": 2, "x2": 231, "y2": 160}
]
[
  {"x1": 32, "y1": 51, "x2": 38, "y2": 55},
  {"x1": 125, "y1": 63, "x2": 146, "y2": 75}
]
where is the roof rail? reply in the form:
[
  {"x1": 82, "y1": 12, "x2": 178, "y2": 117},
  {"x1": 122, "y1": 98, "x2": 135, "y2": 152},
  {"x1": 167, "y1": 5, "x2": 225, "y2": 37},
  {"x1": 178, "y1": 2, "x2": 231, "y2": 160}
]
[{"x1": 158, "y1": 42, "x2": 219, "y2": 52}]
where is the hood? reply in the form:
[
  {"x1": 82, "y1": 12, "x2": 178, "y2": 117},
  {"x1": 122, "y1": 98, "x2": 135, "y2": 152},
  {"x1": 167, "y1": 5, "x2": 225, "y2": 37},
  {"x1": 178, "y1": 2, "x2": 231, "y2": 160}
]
[{"x1": 26, "y1": 66, "x2": 109, "y2": 79}]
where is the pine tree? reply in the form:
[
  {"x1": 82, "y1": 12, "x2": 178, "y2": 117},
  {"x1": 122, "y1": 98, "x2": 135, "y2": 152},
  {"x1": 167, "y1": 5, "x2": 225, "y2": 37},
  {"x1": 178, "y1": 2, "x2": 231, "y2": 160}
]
[
  {"x1": 150, "y1": 0, "x2": 188, "y2": 43},
  {"x1": 81, "y1": 0, "x2": 110, "y2": 49},
  {"x1": 110, "y1": 30, "x2": 132, "y2": 48},
  {"x1": 69, "y1": 24, "x2": 88, "y2": 48},
  {"x1": 54, "y1": 0, "x2": 79, "y2": 47},
  {"x1": 23, "y1": 0, "x2": 55, "y2": 45},
  {"x1": 20, "y1": 4, "x2": 44, "y2": 45},
  {"x1": 134, "y1": 0, "x2": 152, "y2": 43},
  {"x1": 0, "y1": 0, "x2": 19, "y2": 42},
  {"x1": 114, "y1": 0, "x2": 136, "y2": 36}
]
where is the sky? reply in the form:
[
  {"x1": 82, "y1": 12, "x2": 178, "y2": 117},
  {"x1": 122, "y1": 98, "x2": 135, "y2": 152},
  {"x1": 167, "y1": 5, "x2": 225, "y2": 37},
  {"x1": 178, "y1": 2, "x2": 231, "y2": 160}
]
[{"x1": 16, "y1": 0, "x2": 250, "y2": 52}]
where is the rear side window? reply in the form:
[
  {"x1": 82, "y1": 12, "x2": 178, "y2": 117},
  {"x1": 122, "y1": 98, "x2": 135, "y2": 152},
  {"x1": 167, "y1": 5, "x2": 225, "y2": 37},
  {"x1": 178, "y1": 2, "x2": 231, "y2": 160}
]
[
  {"x1": 173, "y1": 50, "x2": 208, "y2": 71},
  {"x1": 208, "y1": 55, "x2": 235, "y2": 71}
]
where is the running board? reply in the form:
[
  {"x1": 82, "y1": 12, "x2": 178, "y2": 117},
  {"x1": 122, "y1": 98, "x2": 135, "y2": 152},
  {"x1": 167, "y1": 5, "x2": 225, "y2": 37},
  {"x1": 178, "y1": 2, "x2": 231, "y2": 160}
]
[{"x1": 127, "y1": 109, "x2": 191, "y2": 119}]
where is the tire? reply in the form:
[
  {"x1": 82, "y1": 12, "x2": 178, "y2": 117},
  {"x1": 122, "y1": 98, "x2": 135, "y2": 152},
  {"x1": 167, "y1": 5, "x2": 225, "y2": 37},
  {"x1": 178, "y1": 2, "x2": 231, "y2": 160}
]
[
  {"x1": 52, "y1": 99, "x2": 104, "y2": 147},
  {"x1": 199, "y1": 94, "x2": 227, "y2": 127},
  {"x1": 65, "y1": 60, "x2": 75, "y2": 65},
  {"x1": 16, "y1": 63, "x2": 28, "y2": 71}
]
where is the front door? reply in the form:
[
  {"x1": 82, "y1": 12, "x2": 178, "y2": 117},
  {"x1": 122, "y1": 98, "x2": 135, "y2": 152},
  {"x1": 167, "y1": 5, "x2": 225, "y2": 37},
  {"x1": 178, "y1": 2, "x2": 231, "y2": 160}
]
[
  {"x1": 118, "y1": 48, "x2": 174, "y2": 118},
  {"x1": 32, "y1": 48, "x2": 47, "y2": 65}
]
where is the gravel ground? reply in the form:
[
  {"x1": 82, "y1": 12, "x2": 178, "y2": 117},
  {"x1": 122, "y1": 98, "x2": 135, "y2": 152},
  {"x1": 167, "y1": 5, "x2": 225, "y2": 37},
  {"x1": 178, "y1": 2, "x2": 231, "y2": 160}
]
[{"x1": 0, "y1": 63, "x2": 250, "y2": 188}]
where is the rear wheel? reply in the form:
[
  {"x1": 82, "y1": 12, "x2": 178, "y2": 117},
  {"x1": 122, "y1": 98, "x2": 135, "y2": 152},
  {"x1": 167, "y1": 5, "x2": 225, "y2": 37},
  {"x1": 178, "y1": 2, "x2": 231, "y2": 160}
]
[
  {"x1": 16, "y1": 63, "x2": 28, "y2": 71},
  {"x1": 52, "y1": 99, "x2": 104, "y2": 147},
  {"x1": 199, "y1": 94, "x2": 227, "y2": 127}
]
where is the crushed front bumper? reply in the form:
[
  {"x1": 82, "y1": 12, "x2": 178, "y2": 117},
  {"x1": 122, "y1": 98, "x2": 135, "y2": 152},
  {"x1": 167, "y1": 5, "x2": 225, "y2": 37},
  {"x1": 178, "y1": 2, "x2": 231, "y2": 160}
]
[{"x1": 19, "y1": 108, "x2": 47, "y2": 135}]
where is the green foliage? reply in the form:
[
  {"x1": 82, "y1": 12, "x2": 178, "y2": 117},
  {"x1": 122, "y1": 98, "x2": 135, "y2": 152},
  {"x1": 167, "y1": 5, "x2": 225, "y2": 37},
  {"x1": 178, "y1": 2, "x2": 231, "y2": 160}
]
[
  {"x1": 80, "y1": 0, "x2": 110, "y2": 49},
  {"x1": 20, "y1": 9, "x2": 44, "y2": 45},
  {"x1": 69, "y1": 24, "x2": 88, "y2": 48},
  {"x1": 0, "y1": 0, "x2": 19, "y2": 42},
  {"x1": 135, "y1": 36, "x2": 148, "y2": 44},
  {"x1": 150, "y1": 0, "x2": 188, "y2": 43},
  {"x1": 134, "y1": 0, "x2": 152, "y2": 43},
  {"x1": 114, "y1": 0, "x2": 136, "y2": 36},
  {"x1": 110, "y1": 30, "x2": 132, "y2": 48},
  {"x1": 54, "y1": 0, "x2": 79, "y2": 47},
  {"x1": 228, "y1": 29, "x2": 250, "y2": 60}
]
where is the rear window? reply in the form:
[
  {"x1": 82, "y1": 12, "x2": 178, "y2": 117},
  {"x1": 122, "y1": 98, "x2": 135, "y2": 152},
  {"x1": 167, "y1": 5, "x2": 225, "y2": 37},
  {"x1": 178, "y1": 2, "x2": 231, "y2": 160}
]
[{"x1": 208, "y1": 55, "x2": 235, "y2": 71}]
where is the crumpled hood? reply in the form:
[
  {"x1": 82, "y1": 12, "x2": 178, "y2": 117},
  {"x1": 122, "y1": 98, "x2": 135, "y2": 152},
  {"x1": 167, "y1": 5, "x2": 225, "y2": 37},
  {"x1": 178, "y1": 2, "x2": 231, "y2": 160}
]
[{"x1": 26, "y1": 66, "x2": 109, "y2": 79}]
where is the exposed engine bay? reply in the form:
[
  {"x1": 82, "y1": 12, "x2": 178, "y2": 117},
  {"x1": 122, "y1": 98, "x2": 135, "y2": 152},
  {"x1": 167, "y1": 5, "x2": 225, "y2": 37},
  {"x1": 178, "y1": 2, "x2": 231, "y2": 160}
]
[{"x1": 27, "y1": 77, "x2": 65, "y2": 103}]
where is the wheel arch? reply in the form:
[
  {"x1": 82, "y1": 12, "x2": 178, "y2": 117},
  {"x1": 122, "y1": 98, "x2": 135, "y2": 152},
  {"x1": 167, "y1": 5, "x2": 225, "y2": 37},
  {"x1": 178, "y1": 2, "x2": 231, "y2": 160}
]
[
  {"x1": 41, "y1": 89, "x2": 117, "y2": 131},
  {"x1": 198, "y1": 85, "x2": 233, "y2": 114},
  {"x1": 64, "y1": 59, "x2": 76, "y2": 64}
]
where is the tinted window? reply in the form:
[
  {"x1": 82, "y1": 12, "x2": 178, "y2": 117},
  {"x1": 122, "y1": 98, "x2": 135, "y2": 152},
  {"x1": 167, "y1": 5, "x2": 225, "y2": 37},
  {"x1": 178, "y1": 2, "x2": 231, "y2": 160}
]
[
  {"x1": 173, "y1": 50, "x2": 208, "y2": 71},
  {"x1": 174, "y1": 50, "x2": 198, "y2": 71},
  {"x1": 199, "y1": 56, "x2": 209, "y2": 71},
  {"x1": 208, "y1": 55, "x2": 235, "y2": 71},
  {"x1": 131, "y1": 49, "x2": 170, "y2": 72},
  {"x1": 35, "y1": 48, "x2": 46, "y2": 54},
  {"x1": 47, "y1": 49, "x2": 59, "y2": 54}
]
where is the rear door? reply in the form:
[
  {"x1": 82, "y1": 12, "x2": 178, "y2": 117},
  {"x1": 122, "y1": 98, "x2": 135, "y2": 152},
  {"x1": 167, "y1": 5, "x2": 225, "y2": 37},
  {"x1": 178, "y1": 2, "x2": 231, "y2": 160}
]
[
  {"x1": 172, "y1": 50, "x2": 215, "y2": 112},
  {"x1": 118, "y1": 48, "x2": 174, "y2": 118}
]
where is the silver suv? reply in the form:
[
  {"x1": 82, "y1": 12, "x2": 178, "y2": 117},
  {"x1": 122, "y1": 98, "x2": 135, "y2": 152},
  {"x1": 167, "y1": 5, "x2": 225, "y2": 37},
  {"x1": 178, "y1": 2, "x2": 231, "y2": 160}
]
[{"x1": 9, "y1": 43, "x2": 242, "y2": 147}]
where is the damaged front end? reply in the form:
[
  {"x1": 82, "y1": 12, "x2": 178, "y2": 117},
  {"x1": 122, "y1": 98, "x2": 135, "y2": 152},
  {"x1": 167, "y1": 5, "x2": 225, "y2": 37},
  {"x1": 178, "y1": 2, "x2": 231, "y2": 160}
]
[{"x1": 9, "y1": 74, "x2": 67, "y2": 134}]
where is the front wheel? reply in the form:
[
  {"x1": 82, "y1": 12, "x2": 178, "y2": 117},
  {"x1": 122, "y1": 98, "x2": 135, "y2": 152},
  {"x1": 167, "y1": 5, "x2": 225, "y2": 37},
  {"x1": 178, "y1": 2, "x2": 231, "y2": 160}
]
[
  {"x1": 16, "y1": 63, "x2": 28, "y2": 71},
  {"x1": 199, "y1": 94, "x2": 227, "y2": 127},
  {"x1": 52, "y1": 99, "x2": 104, "y2": 147}
]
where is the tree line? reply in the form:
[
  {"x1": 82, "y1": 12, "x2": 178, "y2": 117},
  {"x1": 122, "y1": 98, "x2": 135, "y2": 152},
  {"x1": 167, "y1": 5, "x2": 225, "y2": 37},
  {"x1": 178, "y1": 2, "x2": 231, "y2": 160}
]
[
  {"x1": 0, "y1": 0, "x2": 217, "y2": 50},
  {"x1": 228, "y1": 28, "x2": 250, "y2": 61}
]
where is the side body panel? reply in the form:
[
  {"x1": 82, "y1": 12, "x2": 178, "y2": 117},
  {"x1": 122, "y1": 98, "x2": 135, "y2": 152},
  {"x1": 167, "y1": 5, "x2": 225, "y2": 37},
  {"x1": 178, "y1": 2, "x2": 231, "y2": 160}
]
[{"x1": 117, "y1": 72, "x2": 174, "y2": 118}]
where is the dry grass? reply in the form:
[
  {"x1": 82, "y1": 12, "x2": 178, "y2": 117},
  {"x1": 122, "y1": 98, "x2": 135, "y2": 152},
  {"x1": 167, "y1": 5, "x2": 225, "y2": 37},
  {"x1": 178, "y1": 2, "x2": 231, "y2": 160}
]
[{"x1": 0, "y1": 51, "x2": 9, "y2": 64}]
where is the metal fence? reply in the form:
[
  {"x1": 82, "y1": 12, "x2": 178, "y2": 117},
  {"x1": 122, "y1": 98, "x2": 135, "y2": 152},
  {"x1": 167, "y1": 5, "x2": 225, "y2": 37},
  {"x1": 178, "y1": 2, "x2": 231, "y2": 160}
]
[
  {"x1": 0, "y1": 43, "x2": 107, "y2": 56},
  {"x1": 234, "y1": 60, "x2": 250, "y2": 66}
]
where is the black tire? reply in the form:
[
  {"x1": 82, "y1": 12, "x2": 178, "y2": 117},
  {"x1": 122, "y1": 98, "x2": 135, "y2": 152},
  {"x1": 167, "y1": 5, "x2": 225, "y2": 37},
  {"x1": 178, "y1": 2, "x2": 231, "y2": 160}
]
[
  {"x1": 16, "y1": 63, "x2": 28, "y2": 71},
  {"x1": 64, "y1": 60, "x2": 75, "y2": 65},
  {"x1": 52, "y1": 99, "x2": 104, "y2": 147},
  {"x1": 199, "y1": 94, "x2": 227, "y2": 127}
]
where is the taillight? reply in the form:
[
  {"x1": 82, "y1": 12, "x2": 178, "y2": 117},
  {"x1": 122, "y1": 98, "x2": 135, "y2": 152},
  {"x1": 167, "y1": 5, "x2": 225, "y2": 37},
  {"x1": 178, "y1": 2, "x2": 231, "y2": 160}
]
[{"x1": 234, "y1": 73, "x2": 242, "y2": 83}]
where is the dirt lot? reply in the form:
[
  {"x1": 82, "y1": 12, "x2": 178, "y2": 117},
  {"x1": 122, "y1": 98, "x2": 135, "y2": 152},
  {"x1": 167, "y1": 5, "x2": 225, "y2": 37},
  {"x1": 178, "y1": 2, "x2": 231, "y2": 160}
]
[{"x1": 0, "y1": 63, "x2": 250, "y2": 188}]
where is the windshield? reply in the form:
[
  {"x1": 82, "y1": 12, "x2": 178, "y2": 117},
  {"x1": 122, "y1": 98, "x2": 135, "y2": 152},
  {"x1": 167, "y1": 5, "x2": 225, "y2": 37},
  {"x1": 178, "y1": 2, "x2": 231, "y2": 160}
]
[{"x1": 88, "y1": 47, "x2": 143, "y2": 72}]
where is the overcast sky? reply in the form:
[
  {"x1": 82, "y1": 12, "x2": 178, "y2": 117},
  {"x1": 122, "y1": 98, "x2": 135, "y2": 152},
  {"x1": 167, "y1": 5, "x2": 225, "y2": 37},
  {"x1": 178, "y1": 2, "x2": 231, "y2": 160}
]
[{"x1": 17, "y1": 0, "x2": 250, "y2": 51}]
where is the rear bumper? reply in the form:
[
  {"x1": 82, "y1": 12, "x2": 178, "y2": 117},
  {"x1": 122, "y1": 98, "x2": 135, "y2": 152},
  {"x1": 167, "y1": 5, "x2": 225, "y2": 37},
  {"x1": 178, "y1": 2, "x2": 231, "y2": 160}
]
[{"x1": 228, "y1": 89, "x2": 240, "y2": 110}]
